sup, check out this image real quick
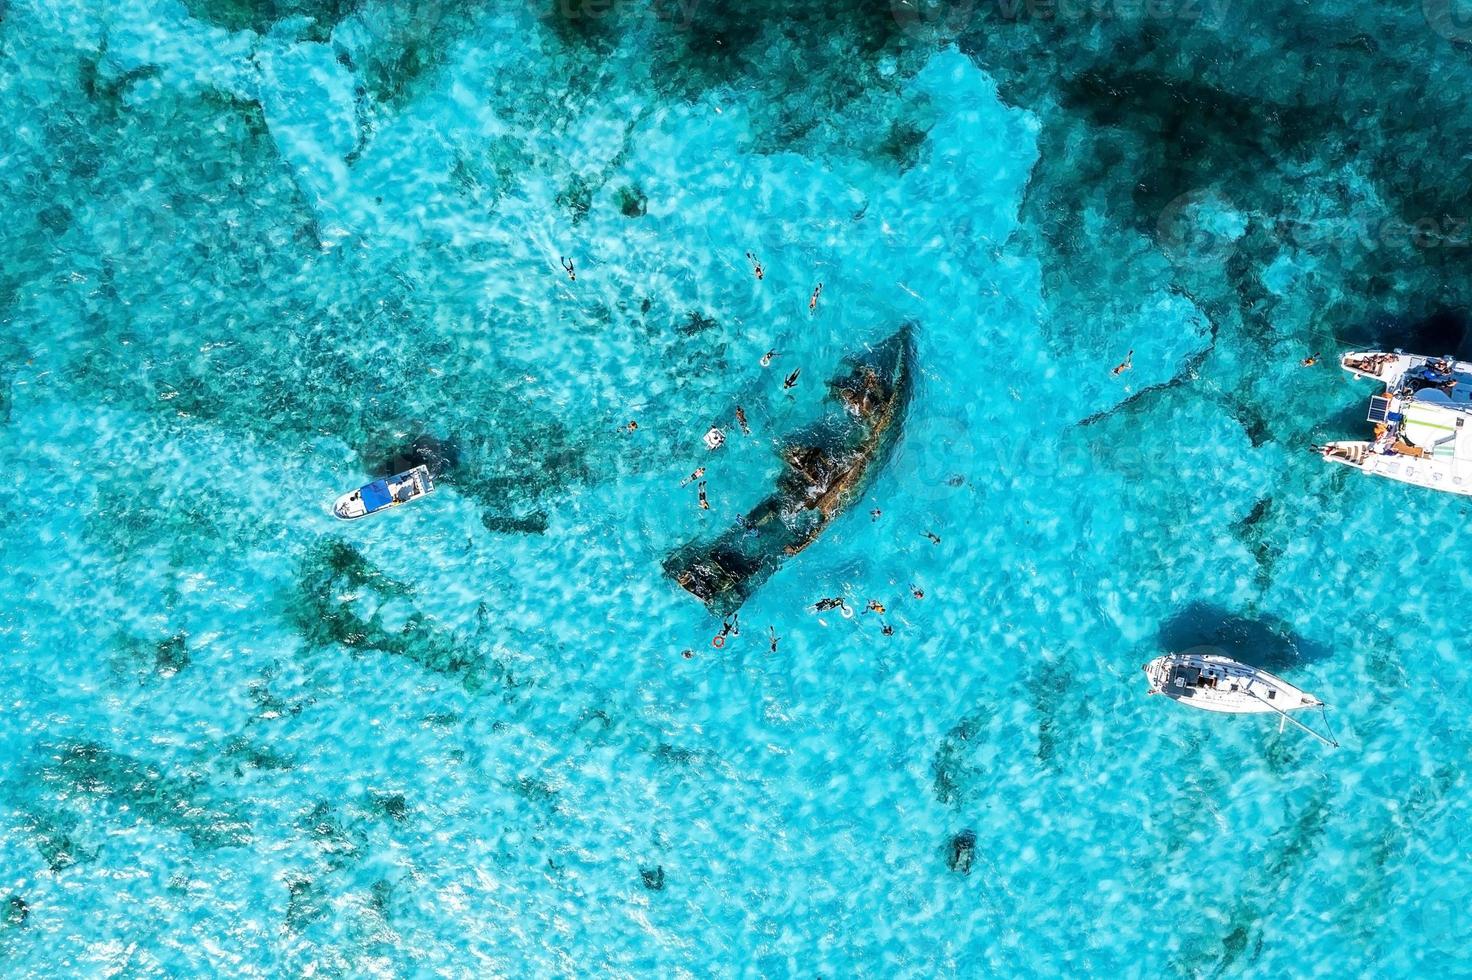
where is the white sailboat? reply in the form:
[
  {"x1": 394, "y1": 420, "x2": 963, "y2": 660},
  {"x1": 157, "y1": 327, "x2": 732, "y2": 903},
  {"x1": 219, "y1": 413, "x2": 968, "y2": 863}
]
[
  {"x1": 1319, "y1": 350, "x2": 1472, "y2": 495},
  {"x1": 1143, "y1": 652, "x2": 1338, "y2": 746}
]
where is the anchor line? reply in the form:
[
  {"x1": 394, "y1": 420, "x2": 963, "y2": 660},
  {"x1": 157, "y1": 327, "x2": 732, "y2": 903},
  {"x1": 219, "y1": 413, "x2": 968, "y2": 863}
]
[{"x1": 1245, "y1": 689, "x2": 1339, "y2": 748}]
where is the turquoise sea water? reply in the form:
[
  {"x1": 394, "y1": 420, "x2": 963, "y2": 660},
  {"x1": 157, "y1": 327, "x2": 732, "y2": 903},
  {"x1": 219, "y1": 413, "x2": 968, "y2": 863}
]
[{"x1": 3, "y1": 0, "x2": 1472, "y2": 974}]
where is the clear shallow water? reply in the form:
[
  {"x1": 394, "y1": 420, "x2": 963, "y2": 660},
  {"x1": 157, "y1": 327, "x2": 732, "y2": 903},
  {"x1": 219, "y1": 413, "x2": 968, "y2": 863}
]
[{"x1": 2, "y1": 0, "x2": 1471, "y2": 975}]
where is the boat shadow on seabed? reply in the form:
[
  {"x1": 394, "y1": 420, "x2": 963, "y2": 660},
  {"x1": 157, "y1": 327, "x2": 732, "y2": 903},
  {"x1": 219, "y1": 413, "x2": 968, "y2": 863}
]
[{"x1": 1155, "y1": 602, "x2": 1333, "y2": 673}]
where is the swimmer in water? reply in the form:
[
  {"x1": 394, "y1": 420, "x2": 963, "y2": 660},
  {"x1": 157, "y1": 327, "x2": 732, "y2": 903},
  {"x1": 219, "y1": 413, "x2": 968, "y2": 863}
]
[
  {"x1": 881, "y1": 623, "x2": 894, "y2": 636},
  {"x1": 768, "y1": 625, "x2": 778, "y2": 653},
  {"x1": 813, "y1": 597, "x2": 845, "y2": 613},
  {"x1": 783, "y1": 368, "x2": 801, "y2": 390},
  {"x1": 1111, "y1": 349, "x2": 1133, "y2": 376},
  {"x1": 746, "y1": 251, "x2": 764, "y2": 280},
  {"x1": 681, "y1": 649, "x2": 694, "y2": 660},
  {"x1": 809, "y1": 282, "x2": 823, "y2": 314},
  {"x1": 924, "y1": 531, "x2": 941, "y2": 544},
  {"x1": 735, "y1": 406, "x2": 751, "y2": 435},
  {"x1": 1301, "y1": 352, "x2": 1320, "y2": 367},
  {"x1": 760, "y1": 349, "x2": 777, "y2": 367},
  {"x1": 866, "y1": 600, "x2": 886, "y2": 615},
  {"x1": 870, "y1": 508, "x2": 881, "y2": 521},
  {"x1": 680, "y1": 465, "x2": 705, "y2": 487},
  {"x1": 625, "y1": 420, "x2": 638, "y2": 432},
  {"x1": 911, "y1": 584, "x2": 924, "y2": 599},
  {"x1": 560, "y1": 256, "x2": 576, "y2": 281},
  {"x1": 697, "y1": 480, "x2": 710, "y2": 510}
]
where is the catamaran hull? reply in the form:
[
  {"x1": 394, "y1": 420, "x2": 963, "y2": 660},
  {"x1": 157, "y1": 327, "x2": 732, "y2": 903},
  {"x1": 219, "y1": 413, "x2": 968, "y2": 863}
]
[{"x1": 1320, "y1": 440, "x2": 1472, "y2": 496}]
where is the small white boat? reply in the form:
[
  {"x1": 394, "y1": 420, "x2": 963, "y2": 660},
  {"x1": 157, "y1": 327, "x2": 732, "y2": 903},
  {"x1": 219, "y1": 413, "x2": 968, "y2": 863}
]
[
  {"x1": 1143, "y1": 652, "x2": 1338, "y2": 746},
  {"x1": 1319, "y1": 350, "x2": 1472, "y2": 495},
  {"x1": 333, "y1": 465, "x2": 435, "y2": 521}
]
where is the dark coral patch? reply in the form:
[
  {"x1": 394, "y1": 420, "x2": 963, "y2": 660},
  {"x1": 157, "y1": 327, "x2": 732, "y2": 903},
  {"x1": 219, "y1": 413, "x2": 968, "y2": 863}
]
[{"x1": 945, "y1": 830, "x2": 976, "y2": 875}]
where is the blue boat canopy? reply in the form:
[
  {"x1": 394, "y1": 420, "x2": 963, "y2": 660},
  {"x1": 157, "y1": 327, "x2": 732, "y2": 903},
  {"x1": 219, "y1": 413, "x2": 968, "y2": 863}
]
[{"x1": 361, "y1": 480, "x2": 393, "y2": 511}]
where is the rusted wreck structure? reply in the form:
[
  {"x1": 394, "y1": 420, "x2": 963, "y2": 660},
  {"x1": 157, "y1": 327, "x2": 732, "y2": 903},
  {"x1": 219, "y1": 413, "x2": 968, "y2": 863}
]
[{"x1": 663, "y1": 326, "x2": 914, "y2": 615}]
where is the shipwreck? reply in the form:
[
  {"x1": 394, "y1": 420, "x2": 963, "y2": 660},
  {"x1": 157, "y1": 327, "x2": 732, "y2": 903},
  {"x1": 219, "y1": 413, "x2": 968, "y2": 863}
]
[{"x1": 663, "y1": 326, "x2": 915, "y2": 615}]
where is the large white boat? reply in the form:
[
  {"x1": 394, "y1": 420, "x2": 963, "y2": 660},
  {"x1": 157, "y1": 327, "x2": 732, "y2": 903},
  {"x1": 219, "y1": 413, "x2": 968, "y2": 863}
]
[
  {"x1": 1319, "y1": 350, "x2": 1472, "y2": 495},
  {"x1": 1143, "y1": 652, "x2": 1338, "y2": 746}
]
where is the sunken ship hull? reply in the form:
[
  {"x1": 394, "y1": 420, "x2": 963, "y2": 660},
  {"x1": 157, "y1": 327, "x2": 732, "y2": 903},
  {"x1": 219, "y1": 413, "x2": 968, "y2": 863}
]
[{"x1": 663, "y1": 326, "x2": 915, "y2": 615}]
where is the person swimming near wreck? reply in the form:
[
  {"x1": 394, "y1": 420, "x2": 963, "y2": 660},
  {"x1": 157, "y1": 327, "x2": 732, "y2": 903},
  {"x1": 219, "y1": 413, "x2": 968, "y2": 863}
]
[
  {"x1": 735, "y1": 406, "x2": 751, "y2": 435},
  {"x1": 783, "y1": 368, "x2": 800, "y2": 390},
  {"x1": 746, "y1": 252, "x2": 764, "y2": 280},
  {"x1": 813, "y1": 597, "x2": 851, "y2": 616},
  {"x1": 560, "y1": 256, "x2": 576, "y2": 281},
  {"x1": 809, "y1": 282, "x2": 823, "y2": 314},
  {"x1": 761, "y1": 349, "x2": 777, "y2": 367},
  {"x1": 1111, "y1": 349, "x2": 1133, "y2": 376}
]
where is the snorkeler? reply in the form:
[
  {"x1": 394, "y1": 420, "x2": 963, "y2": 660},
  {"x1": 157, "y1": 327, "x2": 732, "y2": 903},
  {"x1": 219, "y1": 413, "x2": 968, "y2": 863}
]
[
  {"x1": 783, "y1": 368, "x2": 801, "y2": 390},
  {"x1": 870, "y1": 508, "x2": 881, "y2": 521},
  {"x1": 560, "y1": 256, "x2": 576, "y2": 281},
  {"x1": 809, "y1": 282, "x2": 823, "y2": 314},
  {"x1": 746, "y1": 251, "x2": 764, "y2": 280},
  {"x1": 881, "y1": 623, "x2": 894, "y2": 636},
  {"x1": 923, "y1": 530, "x2": 941, "y2": 544},
  {"x1": 680, "y1": 465, "x2": 705, "y2": 487},
  {"x1": 865, "y1": 600, "x2": 886, "y2": 615},
  {"x1": 813, "y1": 597, "x2": 848, "y2": 613},
  {"x1": 1301, "y1": 352, "x2": 1320, "y2": 367},
  {"x1": 768, "y1": 625, "x2": 779, "y2": 653},
  {"x1": 697, "y1": 481, "x2": 710, "y2": 510},
  {"x1": 735, "y1": 406, "x2": 751, "y2": 435},
  {"x1": 625, "y1": 420, "x2": 638, "y2": 432},
  {"x1": 760, "y1": 349, "x2": 778, "y2": 367},
  {"x1": 910, "y1": 584, "x2": 924, "y2": 599},
  {"x1": 1111, "y1": 349, "x2": 1133, "y2": 376}
]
